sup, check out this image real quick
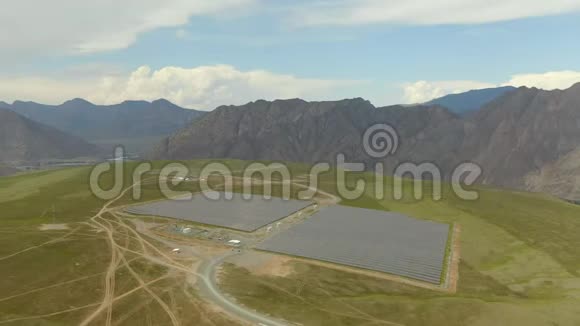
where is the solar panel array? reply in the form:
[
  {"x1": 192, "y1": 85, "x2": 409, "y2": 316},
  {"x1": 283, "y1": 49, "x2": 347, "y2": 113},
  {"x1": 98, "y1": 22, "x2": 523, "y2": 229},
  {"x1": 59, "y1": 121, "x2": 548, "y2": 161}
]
[
  {"x1": 257, "y1": 206, "x2": 450, "y2": 284},
  {"x1": 125, "y1": 192, "x2": 312, "y2": 232}
]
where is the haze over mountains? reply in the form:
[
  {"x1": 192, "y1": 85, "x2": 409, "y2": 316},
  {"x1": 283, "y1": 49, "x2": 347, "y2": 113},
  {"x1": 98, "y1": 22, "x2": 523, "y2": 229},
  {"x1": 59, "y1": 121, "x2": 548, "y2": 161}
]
[
  {"x1": 2, "y1": 99, "x2": 204, "y2": 153},
  {"x1": 0, "y1": 107, "x2": 100, "y2": 162}
]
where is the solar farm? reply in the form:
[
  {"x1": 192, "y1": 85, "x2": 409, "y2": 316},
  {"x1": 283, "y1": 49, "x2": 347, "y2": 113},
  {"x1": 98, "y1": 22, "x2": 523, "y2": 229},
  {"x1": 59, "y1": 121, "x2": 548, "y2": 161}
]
[
  {"x1": 257, "y1": 205, "x2": 450, "y2": 284},
  {"x1": 125, "y1": 192, "x2": 313, "y2": 232},
  {"x1": 125, "y1": 191, "x2": 452, "y2": 284}
]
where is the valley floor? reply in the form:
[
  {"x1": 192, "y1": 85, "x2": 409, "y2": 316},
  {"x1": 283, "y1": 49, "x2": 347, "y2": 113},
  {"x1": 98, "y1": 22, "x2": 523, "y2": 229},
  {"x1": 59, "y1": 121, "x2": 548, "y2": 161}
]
[{"x1": 1, "y1": 162, "x2": 580, "y2": 325}]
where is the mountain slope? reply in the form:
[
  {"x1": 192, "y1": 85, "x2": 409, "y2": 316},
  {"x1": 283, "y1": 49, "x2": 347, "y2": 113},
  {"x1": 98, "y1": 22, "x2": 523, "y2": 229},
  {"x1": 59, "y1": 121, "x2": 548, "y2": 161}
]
[
  {"x1": 525, "y1": 148, "x2": 580, "y2": 201},
  {"x1": 462, "y1": 83, "x2": 580, "y2": 189},
  {"x1": 153, "y1": 83, "x2": 580, "y2": 200},
  {"x1": 428, "y1": 86, "x2": 516, "y2": 114},
  {"x1": 0, "y1": 108, "x2": 100, "y2": 162},
  {"x1": 6, "y1": 99, "x2": 204, "y2": 153},
  {"x1": 0, "y1": 164, "x2": 18, "y2": 176},
  {"x1": 152, "y1": 98, "x2": 467, "y2": 173}
]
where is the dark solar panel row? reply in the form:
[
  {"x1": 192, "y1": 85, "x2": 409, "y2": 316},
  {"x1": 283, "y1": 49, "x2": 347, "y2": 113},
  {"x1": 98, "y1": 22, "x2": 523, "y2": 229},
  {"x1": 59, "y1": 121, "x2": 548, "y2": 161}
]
[
  {"x1": 125, "y1": 192, "x2": 312, "y2": 232},
  {"x1": 257, "y1": 205, "x2": 450, "y2": 284}
]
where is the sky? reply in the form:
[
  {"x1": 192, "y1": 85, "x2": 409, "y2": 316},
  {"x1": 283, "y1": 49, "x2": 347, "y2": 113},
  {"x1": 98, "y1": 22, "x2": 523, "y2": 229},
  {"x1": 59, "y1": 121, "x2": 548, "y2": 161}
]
[{"x1": 1, "y1": 0, "x2": 580, "y2": 110}]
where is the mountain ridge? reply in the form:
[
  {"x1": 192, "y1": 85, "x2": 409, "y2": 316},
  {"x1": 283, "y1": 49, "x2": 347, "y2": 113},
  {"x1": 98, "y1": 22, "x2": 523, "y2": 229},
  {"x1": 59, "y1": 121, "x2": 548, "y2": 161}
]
[
  {"x1": 0, "y1": 108, "x2": 101, "y2": 162},
  {"x1": 152, "y1": 83, "x2": 580, "y2": 199},
  {"x1": 3, "y1": 98, "x2": 205, "y2": 153},
  {"x1": 427, "y1": 86, "x2": 517, "y2": 114}
]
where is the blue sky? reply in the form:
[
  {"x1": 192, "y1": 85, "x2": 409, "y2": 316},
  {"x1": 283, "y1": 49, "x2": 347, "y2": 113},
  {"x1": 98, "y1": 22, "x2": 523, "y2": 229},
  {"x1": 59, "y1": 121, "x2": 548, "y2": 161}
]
[
  {"x1": 1, "y1": 0, "x2": 580, "y2": 109},
  {"x1": 103, "y1": 14, "x2": 580, "y2": 80}
]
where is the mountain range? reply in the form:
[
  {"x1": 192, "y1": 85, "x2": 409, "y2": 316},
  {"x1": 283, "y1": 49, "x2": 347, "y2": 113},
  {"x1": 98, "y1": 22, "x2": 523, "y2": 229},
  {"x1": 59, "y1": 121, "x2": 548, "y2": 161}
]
[
  {"x1": 0, "y1": 164, "x2": 18, "y2": 176},
  {"x1": 1, "y1": 99, "x2": 204, "y2": 153},
  {"x1": 427, "y1": 86, "x2": 516, "y2": 114},
  {"x1": 152, "y1": 83, "x2": 580, "y2": 200},
  {"x1": 0, "y1": 107, "x2": 100, "y2": 162},
  {"x1": 152, "y1": 98, "x2": 463, "y2": 168},
  {"x1": 2, "y1": 85, "x2": 580, "y2": 200}
]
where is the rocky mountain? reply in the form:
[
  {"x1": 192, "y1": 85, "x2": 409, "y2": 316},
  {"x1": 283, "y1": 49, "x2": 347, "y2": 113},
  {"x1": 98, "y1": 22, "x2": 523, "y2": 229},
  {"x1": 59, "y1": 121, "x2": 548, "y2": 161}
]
[
  {"x1": 0, "y1": 108, "x2": 100, "y2": 162},
  {"x1": 428, "y1": 86, "x2": 516, "y2": 114},
  {"x1": 0, "y1": 164, "x2": 18, "y2": 177},
  {"x1": 152, "y1": 98, "x2": 467, "y2": 174},
  {"x1": 525, "y1": 148, "x2": 580, "y2": 201},
  {"x1": 4, "y1": 99, "x2": 204, "y2": 153},
  {"x1": 152, "y1": 83, "x2": 580, "y2": 200},
  {"x1": 462, "y1": 83, "x2": 580, "y2": 189}
]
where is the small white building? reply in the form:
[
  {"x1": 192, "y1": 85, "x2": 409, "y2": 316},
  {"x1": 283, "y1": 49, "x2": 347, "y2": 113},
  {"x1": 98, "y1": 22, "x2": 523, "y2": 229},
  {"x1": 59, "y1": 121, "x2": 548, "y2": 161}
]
[{"x1": 227, "y1": 239, "x2": 242, "y2": 247}]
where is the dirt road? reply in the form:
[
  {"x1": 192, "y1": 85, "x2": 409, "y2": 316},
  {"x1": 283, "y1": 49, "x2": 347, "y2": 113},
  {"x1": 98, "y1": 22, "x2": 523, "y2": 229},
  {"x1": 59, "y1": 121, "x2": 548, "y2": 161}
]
[{"x1": 197, "y1": 252, "x2": 290, "y2": 326}]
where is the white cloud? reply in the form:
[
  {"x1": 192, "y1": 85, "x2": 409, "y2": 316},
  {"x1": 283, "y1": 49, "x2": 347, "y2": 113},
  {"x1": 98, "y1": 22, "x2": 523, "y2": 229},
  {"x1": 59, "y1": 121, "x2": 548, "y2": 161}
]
[
  {"x1": 175, "y1": 29, "x2": 189, "y2": 40},
  {"x1": 88, "y1": 65, "x2": 363, "y2": 109},
  {"x1": 504, "y1": 71, "x2": 580, "y2": 90},
  {"x1": 0, "y1": 0, "x2": 255, "y2": 56},
  {"x1": 1, "y1": 0, "x2": 578, "y2": 60},
  {"x1": 0, "y1": 65, "x2": 362, "y2": 110},
  {"x1": 0, "y1": 77, "x2": 98, "y2": 105},
  {"x1": 403, "y1": 70, "x2": 580, "y2": 103},
  {"x1": 403, "y1": 80, "x2": 495, "y2": 103},
  {"x1": 3, "y1": 67, "x2": 580, "y2": 109},
  {"x1": 296, "y1": 0, "x2": 580, "y2": 26}
]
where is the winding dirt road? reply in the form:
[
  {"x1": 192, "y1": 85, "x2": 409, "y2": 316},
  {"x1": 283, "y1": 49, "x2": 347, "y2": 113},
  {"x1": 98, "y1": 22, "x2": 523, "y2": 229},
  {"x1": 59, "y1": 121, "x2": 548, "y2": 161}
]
[{"x1": 77, "y1": 177, "x2": 290, "y2": 326}]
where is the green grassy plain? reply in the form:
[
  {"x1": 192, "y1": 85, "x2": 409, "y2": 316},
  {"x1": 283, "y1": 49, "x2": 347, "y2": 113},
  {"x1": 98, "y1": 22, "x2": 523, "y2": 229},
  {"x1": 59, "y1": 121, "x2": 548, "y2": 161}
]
[
  {"x1": 0, "y1": 161, "x2": 250, "y2": 325},
  {"x1": 221, "y1": 172, "x2": 580, "y2": 326},
  {"x1": 1, "y1": 162, "x2": 580, "y2": 325}
]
